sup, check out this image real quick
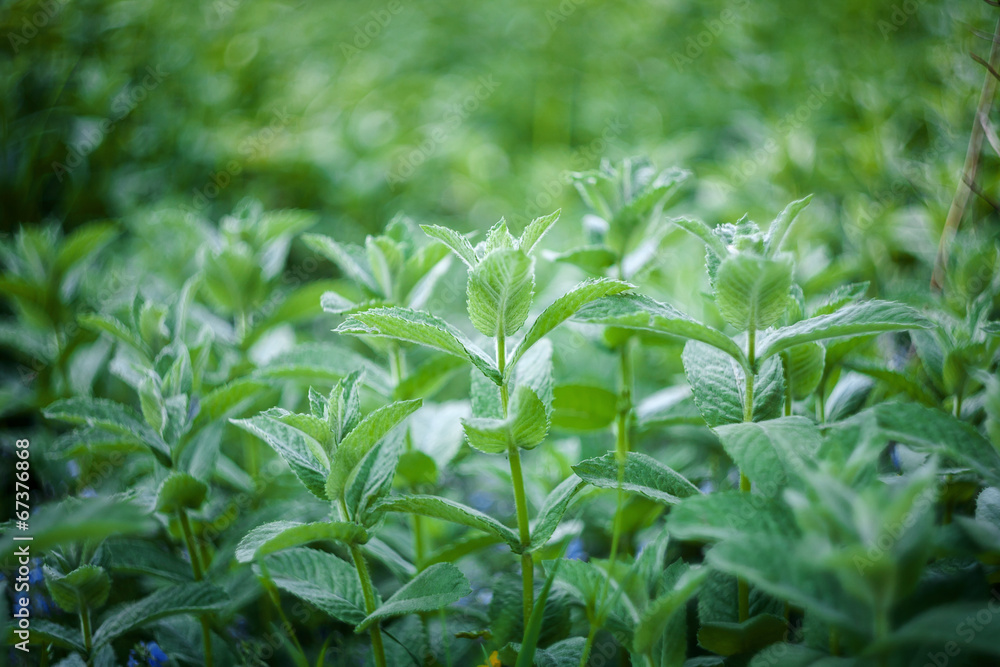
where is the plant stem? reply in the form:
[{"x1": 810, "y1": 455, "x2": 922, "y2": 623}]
[
  {"x1": 389, "y1": 343, "x2": 428, "y2": 570},
  {"x1": 80, "y1": 607, "x2": 93, "y2": 666},
  {"x1": 498, "y1": 332, "x2": 535, "y2": 623},
  {"x1": 259, "y1": 559, "x2": 308, "y2": 662},
  {"x1": 178, "y1": 509, "x2": 214, "y2": 667},
  {"x1": 577, "y1": 622, "x2": 599, "y2": 667},
  {"x1": 351, "y1": 545, "x2": 387, "y2": 667},
  {"x1": 738, "y1": 328, "x2": 756, "y2": 623}
]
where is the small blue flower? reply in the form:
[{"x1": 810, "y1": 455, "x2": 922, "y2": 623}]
[
  {"x1": 67, "y1": 460, "x2": 80, "y2": 479},
  {"x1": 28, "y1": 559, "x2": 43, "y2": 585},
  {"x1": 127, "y1": 652, "x2": 141, "y2": 667},
  {"x1": 147, "y1": 642, "x2": 168, "y2": 667},
  {"x1": 565, "y1": 536, "x2": 587, "y2": 561},
  {"x1": 699, "y1": 480, "x2": 715, "y2": 494}
]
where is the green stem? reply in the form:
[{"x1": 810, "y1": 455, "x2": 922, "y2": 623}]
[
  {"x1": 389, "y1": 343, "x2": 427, "y2": 570},
  {"x1": 80, "y1": 608, "x2": 93, "y2": 666},
  {"x1": 499, "y1": 332, "x2": 534, "y2": 623},
  {"x1": 178, "y1": 509, "x2": 213, "y2": 667},
  {"x1": 577, "y1": 622, "x2": 599, "y2": 667},
  {"x1": 259, "y1": 559, "x2": 307, "y2": 662},
  {"x1": 351, "y1": 545, "x2": 387, "y2": 667},
  {"x1": 738, "y1": 328, "x2": 756, "y2": 623}
]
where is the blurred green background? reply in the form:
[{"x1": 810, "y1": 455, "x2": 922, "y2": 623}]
[{"x1": 2, "y1": 0, "x2": 998, "y2": 292}]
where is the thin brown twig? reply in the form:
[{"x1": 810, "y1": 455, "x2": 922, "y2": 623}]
[
  {"x1": 963, "y1": 173, "x2": 1000, "y2": 211},
  {"x1": 931, "y1": 15, "x2": 1000, "y2": 290},
  {"x1": 971, "y1": 52, "x2": 1000, "y2": 81}
]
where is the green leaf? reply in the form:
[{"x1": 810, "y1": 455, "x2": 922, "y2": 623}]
[
  {"x1": 572, "y1": 451, "x2": 700, "y2": 504},
  {"x1": 95, "y1": 538, "x2": 191, "y2": 582},
  {"x1": 394, "y1": 354, "x2": 466, "y2": 400},
  {"x1": 757, "y1": 301, "x2": 931, "y2": 361},
  {"x1": 518, "y1": 209, "x2": 560, "y2": 255},
  {"x1": 462, "y1": 384, "x2": 548, "y2": 453},
  {"x1": 78, "y1": 313, "x2": 149, "y2": 360},
  {"x1": 302, "y1": 234, "x2": 378, "y2": 292},
  {"x1": 337, "y1": 307, "x2": 500, "y2": 383},
  {"x1": 43, "y1": 397, "x2": 170, "y2": 465},
  {"x1": 510, "y1": 278, "x2": 632, "y2": 371},
  {"x1": 374, "y1": 494, "x2": 522, "y2": 551},
  {"x1": 259, "y1": 547, "x2": 367, "y2": 624},
  {"x1": 257, "y1": 342, "x2": 391, "y2": 395},
  {"x1": 420, "y1": 224, "x2": 479, "y2": 268},
  {"x1": 873, "y1": 402, "x2": 1000, "y2": 486},
  {"x1": 573, "y1": 293, "x2": 748, "y2": 368},
  {"x1": 30, "y1": 619, "x2": 85, "y2": 653},
  {"x1": 529, "y1": 476, "x2": 586, "y2": 551},
  {"x1": 714, "y1": 254, "x2": 792, "y2": 332},
  {"x1": 45, "y1": 565, "x2": 111, "y2": 613},
  {"x1": 547, "y1": 245, "x2": 618, "y2": 275},
  {"x1": 92, "y1": 582, "x2": 229, "y2": 647},
  {"x1": 196, "y1": 378, "x2": 271, "y2": 423},
  {"x1": 634, "y1": 565, "x2": 707, "y2": 655},
  {"x1": 781, "y1": 342, "x2": 825, "y2": 401},
  {"x1": 671, "y1": 217, "x2": 729, "y2": 258},
  {"x1": 697, "y1": 614, "x2": 789, "y2": 656},
  {"x1": 356, "y1": 563, "x2": 470, "y2": 632},
  {"x1": 327, "y1": 370, "x2": 364, "y2": 444},
  {"x1": 845, "y1": 359, "x2": 937, "y2": 404},
  {"x1": 668, "y1": 491, "x2": 797, "y2": 544},
  {"x1": 231, "y1": 412, "x2": 330, "y2": 499},
  {"x1": 235, "y1": 521, "x2": 367, "y2": 562},
  {"x1": 467, "y1": 248, "x2": 534, "y2": 338},
  {"x1": 714, "y1": 417, "x2": 821, "y2": 494},
  {"x1": 343, "y1": 433, "x2": 404, "y2": 526},
  {"x1": 515, "y1": 559, "x2": 561, "y2": 667},
  {"x1": 55, "y1": 221, "x2": 118, "y2": 274},
  {"x1": 764, "y1": 194, "x2": 813, "y2": 256},
  {"x1": 138, "y1": 375, "x2": 165, "y2": 435},
  {"x1": 154, "y1": 472, "x2": 208, "y2": 514},
  {"x1": 682, "y1": 340, "x2": 784, "y2": 427},
  {"x1": 551, "y1": 384, "x2": 619, "y2": 431},
  {"x1": 327, "y1": 398, "x2": 421, "y2": 500},
  {"x1": 867, "y1": 603, "x2": 1000, "y2": 658}
]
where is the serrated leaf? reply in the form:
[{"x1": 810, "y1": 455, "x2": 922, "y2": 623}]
[
  {"x1": 327, "y1": 370, "x2": 363, "y2": 444},
  {"x1": 30, "y1": 619, "x2": 86, "y2": 653},
  {"x1": 302, "y1": 234, "x2": 378, "y2": 292},
  {"x1": 714, "y1": 417, "x2": 821, "y2": 494},
  {"x1": 634, "y1": 565, "x2": 707, "y2": 655},
  {"x1": 813, "y1": 281, "x2": 870, "y2": 316},
  {"x1": 374, "y1": 494, "x2": 522, "y2": 551},
  {"x1": 781, "y1": 342, "x2": 825, "y2": 400},
  {"x1": 92, "y1": 582, "x2": 229, "y2": 647},
  {"x1": 551, "y1": 384, "x2": 619, "y2": 431},
  {"x1": 356, "y1": 563, "x2": 470, "y2": 632},
  {"x1": 668, "y1": 491, "x2": 797, "y2": 543},
  {"x1": 96, "y1": 538, "x2": 191, "y2": 582},
  {"x1": 518, "y1": 209, "x2": 560, "y2": 255},
  {"x1": 462, "y1": 384, "x2": 548, "y2": 453},
  {"x1": 873, "y1": 402, "x2": 1000, "y2": 486},
  {"x1": 573, "y1": 293, "x2": 748, "y2": 368},
  {"x1": 572, "y1": 452, "x2": 700, "y2": 504},
  {"x1": 337, "y1": 307, "x2": 500, "y2": 383},
  {"x1": 327, "y1": 398, "x2": 421, "y2": 500},
  {"x1": 682, "y1": 340, "x2": 784, "y2": 427},
  {"x1": 43, "y1": 397, "x2": 170, "y2": 465},
  {"x1": 259, "y1": 547, "x2": 367, "y2": 624},
  {"x1": 758, "y1": 301, "x2": 931, "y2": 361},
  {"x1": 46, "y1": 565, "x2": 111, "y2": 613},
  {"x1": 420, "y1": 224, "x2": 479, "y2": 268},
  {"x1": 78, "y1": 313, "x2": 149, "y2": 360},
  {"x1": 671, "y1": 217, "x2": 729, "y2": 258},
  {"x1": 231, "y1": 413, "x2": 330, "y2": 499},
  {"x1": 196, "y1": 378, "x2": 270, "y2": 422},
  {"x1": 714, "y1": 254, "x2": 792, "y2": 332},
  {"x1": 154, "y1": 472, "x2": 208, "y2": 514},
  {"x1": 764, "y1": 195, "x2": 813, "y2": 256},
  {"x1": 529, "y1": 476, "x2": 586, "y2": 550},
  {"x1": 235, "y1": 521, "x2": 367, "y2": 562},
  {"x1": 510, "y1": 278, "x2": 632, "y2": 371},
  {"x1": 467, "y1": 248, "x2": 534, "y2": 338},
  {"x1": 344, "y1": 432, "x2": 404, "y2": 526}
]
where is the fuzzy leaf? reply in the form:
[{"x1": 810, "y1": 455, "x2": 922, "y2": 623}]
[
  {"x1": 682, "y1": 340, "x2": 784, "y2": 427},
  {"x1": 374, "y1": 494, "x2": 522, "y2": 551},
  {"x1": 714, "y1": 418, "x2": 822, "y2": 494},
  {"x1": 572, "y1": 452, "x2": 700, "y2": 504},
  {"x1": 44, "y1": 397, "x2": 170, "y2": 465},
  {"x1": 260, "y1": 547, "x2": 367, "y2": 624},
  {"x1": 634, "y1": 565, "x2": 707, "y2": 655},
  {"x1": 781, "y1": 342, "x2": 825, "y2": 401},
  {"x1": 518, "y1": 209, "x2": 561, "y2": 255},
  {"x1": 420, "y1": 224, "x2": 479, "y2": 268},
  {"x1": 764, "y1": 194, "x2": 813, "y2": 256},
  {"x1": 302, "y1": 234, "x2": 378, "y2": 292},
  {"x1": 356, "y1": 563, "x2": 470, "y2": 632},
  {"x1": 92, "y1": 583, "x2": 229, "y2": 647},
  {"x1": 462, "y1": 384, "x2": 548, "y2": 453},
  {"x1": 668, "y1": 491, "x2": 797, "y2": 543},
  {"x1": 231, "y1": 412, "x2": 330, "y2": 499},
  {"x1": 714, "y1": 254, "x2": 792, "y2": 332},
  {"x1": 528, "y1": 476, "x2": 587, "y2": 550},
  {"x1": 235, "y1": 521, "x2": 367, "y2": 562},
  {"x1": 467, "y1": 248, "x2": 534, "y2": 338}
]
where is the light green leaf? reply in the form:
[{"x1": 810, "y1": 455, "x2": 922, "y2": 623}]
[
  {"x1": 668, "y1": 491, "x2": 797, "y2": 543},
  {"x1": 551, "y1": 384, "x2": 619, "y2": 431},
  {"x1": 714, "y1": 417, "x2": 821, "y2": 494},
  {"x1": 764, "y1": 194, "x2": 813, "y2": 256},
  {"x1": 757, "y1": 301, "x2": 931, "y2": 361},
  {"x1": 327, "y1": 370, "x2": 364, "y2": 444},
  {"x1": 259, "y1": 547, "x2": 367, "y2": 624},
  {"x1": 518, "y1": 209, "x2": 560, "y2": 255},
  {"x1": 547, "y1": 245, "x2": 617, "y2": 275},
  {"x1": 337, "y1": 307, "x2": 500, "y2": 383},
  {"x1": 671, "y1": 217, "x2": 729, "y2": 258},
  {"x1": 55, "y1": 221, "x2": 118, "y2": 274},
  {"x1": 634, "y1": 565, "x2": 707, "y2": 655},
  {"x1": 510, "y1": 278, "x2": 632, "y2": 371},
  {"x1": 92, "y1": 583, "x2": 229, "y2": 647},
  {"x1": 257, "y1": 342, "x2": 392, "y2": 395},
  {"x1": 572, "y1": 451, "x2": 700, "y2": 504},
  {"x1": 394, "y1": 354, "x2": 467, "y2": 400},
  {"x1": 154, "y1": 472, "x2": 208, "y2": 514},
  {"x1": 873, "y1": 402, "x2": 1000, "y2": 486},
  {"x1": 78, "y1": 314, "x2": 149, "y2": 359},
  {"x1": 781, "y1": 342, "x2": 825, "y2": 401},
  {"x1": 420, "y1": 224, "x2": 479, "y2": 268},
  {"x1": 845, "y1": 359, "x2": 937, "y2": 404},
  {"x1": 573, "y1": 293, "x2": 748, "y2": 368},
  {"x1": 196, "y1": 378, "x2": 271, "y2": 423},
  {"x1": 30, "y1": 619, "x2": 85, "y2": 653},
  {"x1": 356, "y1": 563, "x2": 470, "y2": 632},
  {"x1": 231, "y1": 412, "x2": 330, "y2": 499},
  {"x1": 235, "y1": 521, "x2": 367, "y2": 562},
  {"x1": 714, "y1": 254, "x2": 792, "y2": 332},
  {"x1": 462, "y1": 384, "x2": 548, "y2": 453},
  {"x1": 302, "y1": 233, "x2": 378, "y2": 292},
  {"x1": 529, "y1": 476, "x2": 587, "y2": 551},
  {"x1": 327, "y1": 398, "x2": 421, "y2": 500},
  {"x1": 374, "y1": 494, "x2": 522, "y2": 551},
  {"x1": 43, "y1": 397, "x2": 170, "y2": 465},
  {"x1": 467, "y1": 248, "x2": 534, "y2": 338},
  {"x1": 682, "y1": 340, "x2": 784, "y2": 427},
  {"x1": 45, "y1": 565, "x2": 111, "y2": 613},
  {"x1": 344, "y1": 433, "x2": 403, "y2": 526}
]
